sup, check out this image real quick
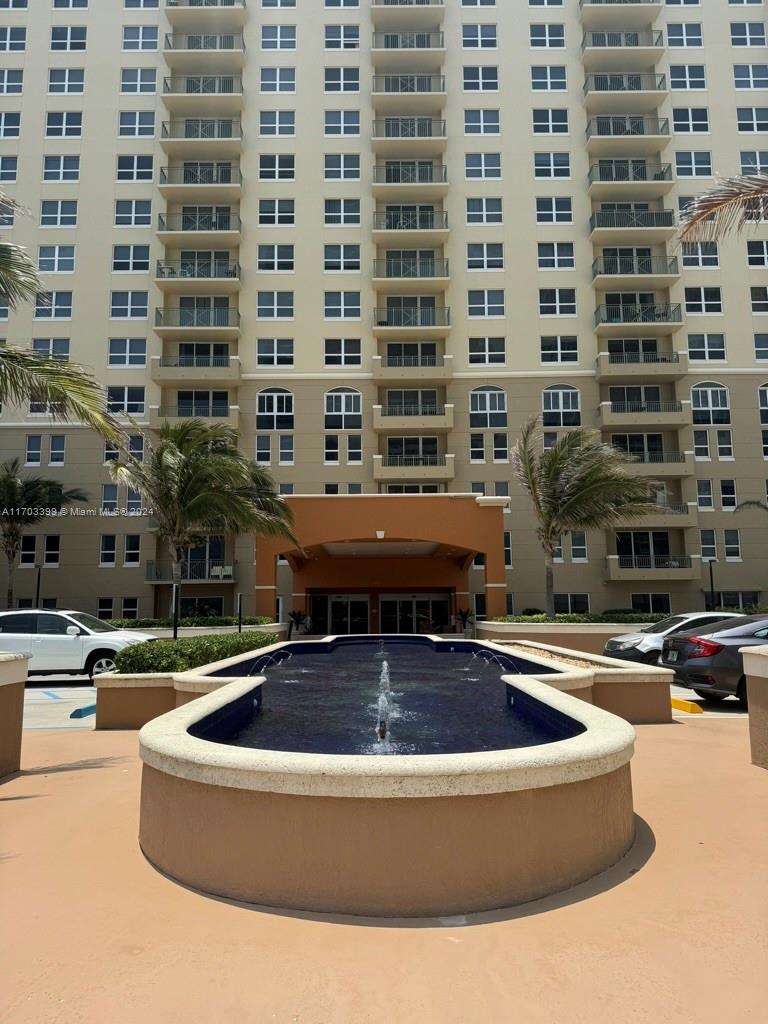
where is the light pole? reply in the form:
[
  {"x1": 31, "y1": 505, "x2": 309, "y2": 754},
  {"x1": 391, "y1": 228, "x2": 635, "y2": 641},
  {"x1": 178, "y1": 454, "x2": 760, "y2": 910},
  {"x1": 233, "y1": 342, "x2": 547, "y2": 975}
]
[
  {"x1": 34, "y1": 564, "x2": 42, "y2": 607},
  {"x1": 707, "y1": 558, "x2": 717, "y2": 612}
]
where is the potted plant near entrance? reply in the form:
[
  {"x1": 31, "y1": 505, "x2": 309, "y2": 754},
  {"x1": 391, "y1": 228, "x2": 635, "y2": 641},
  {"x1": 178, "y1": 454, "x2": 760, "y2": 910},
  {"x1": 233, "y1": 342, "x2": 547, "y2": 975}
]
[
  {"x1": 287, "y1": 610, "x2": 307, "y2": 640},
  {"x1": 456, "y1": 608, "x2": 474, "y2": 638}
]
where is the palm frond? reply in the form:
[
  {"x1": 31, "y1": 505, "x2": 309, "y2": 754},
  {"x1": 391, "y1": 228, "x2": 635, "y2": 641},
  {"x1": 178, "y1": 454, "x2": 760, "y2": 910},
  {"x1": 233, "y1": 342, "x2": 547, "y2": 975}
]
[
  {"x1": 734, "y1": 500, "x2": 768, "y2": 513},
  {"x1": 0, "y1": 241, "x2": 40, "y2": 311},
  {"x1": 679, "y1": 173, "x2": 768, "y2": 241}
]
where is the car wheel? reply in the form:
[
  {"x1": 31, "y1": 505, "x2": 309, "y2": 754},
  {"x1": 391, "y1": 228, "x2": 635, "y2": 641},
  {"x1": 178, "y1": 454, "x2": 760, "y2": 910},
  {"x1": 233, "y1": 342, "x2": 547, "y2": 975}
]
[
  {"x1": 736, "y1": 679, "x2": 749, "y2": 711},
  {"x1": 642, "y1": 650, "x2": 661, "y2": 665},
  {"x1": 86, "y1": 652, "x2": 117, "y2": 678},
  {"x1": 693, "y1": 690, "x2": 727, "y2": 703}
]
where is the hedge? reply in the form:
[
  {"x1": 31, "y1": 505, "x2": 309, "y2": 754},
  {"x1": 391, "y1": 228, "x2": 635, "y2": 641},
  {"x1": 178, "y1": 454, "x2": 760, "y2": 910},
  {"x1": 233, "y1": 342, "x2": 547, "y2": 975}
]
[
  {"x1": 113, "y1": 631, "x2": 278, "y2": 674},
  {"x1": 493, "y1": 613, "x2": 672, "y2": 624},
  {"x1": 107, "y1": 616, "x2": 274, "y2": 630}
]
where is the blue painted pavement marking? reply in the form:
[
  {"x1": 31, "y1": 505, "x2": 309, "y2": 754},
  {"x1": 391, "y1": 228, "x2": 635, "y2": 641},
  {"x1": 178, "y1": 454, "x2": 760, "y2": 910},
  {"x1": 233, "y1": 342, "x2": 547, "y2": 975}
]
[{"x1": 42, "y1": 690, "x2": 63, "y2": 700}]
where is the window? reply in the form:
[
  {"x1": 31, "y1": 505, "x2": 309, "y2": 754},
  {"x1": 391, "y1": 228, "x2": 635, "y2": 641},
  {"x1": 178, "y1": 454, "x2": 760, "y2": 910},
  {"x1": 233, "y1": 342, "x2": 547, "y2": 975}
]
[
  {"x1": 105, "y1": 434, "x2": 143, "y2": 463},
  {"x1": 260, "y1": 67, "x2": 296, "y2": 93},
  {"x1": 676, "y1": 151, "x2": 712, "y2": 176},
  {"x1": 0, "y1": 70, "x2": 23, "y2": 95},
  {"x1": 670, "y1": 64, "x2": 706, "y2": 90},
  {"x1": 554, "y1": 594, "x2": 590, "y2": 614},
  {"x1": 262, "y1": 25, "x2": 296, "y2": 49},
  {"x1": 465, "y1": 152, "x2": 501, "y2": 179},
  {"x1": 731, "y1": 22, "x2": 766, "y2": 46},
  {"x1": 122, "y1": 598, "x2": 139, "y2": 620},
  {"x1": 325, "y1": 24, "x2": 359, "y2": 49},
  {"x1": 324, "y1": 153, "x2": 359, "y2": 180},
  {"x1": 257, "y1": 291, "x2": 294, "y2": 318},
  {"x1": 631, "y1": 594, "x2": 671, "y2": 615},
  {"x1": 466, "y1": 197, "x2": 503, "y2": 223},
  {"x1": 259, "y1": 154, "x2": 295, "y2": 181},
  {"x1": 279, "y1": 435, "x2": 293, "y2": 464},
  {"x1": 100, "y1": 536, "x2": 116, "y2": 567},
  {"x1": 530, "y1": 24, "x2": 564, "y2": 47},
  {"x1": 121, "y1": 68, "x2": 156, "y2": 96},
  {"x1": 325, "y1": 387, "x2": 361, "y2": 429},
  {"x1": 324, "y1": 110, "x2": 359, "y2": 136},
  {"x1": 735, "y1": 63, "x2": 768, "y2": 89},
  {"x1": 717, "y1": 429, "x2": 734, "y2": 459},
  {"x1": 748, "y1": 240, "x2": 768, "y2": 268},
  {"x1": 258, "y1": 198, "x2": 294, "y2": 227},
  {"x1": 738, "y1": 106, "x2": 768, "y2": 131},
  {"x1": 115, "y1": 199, "x2": 151, "y2": 226},
  {"x1": 532, "y1": 108, "x2": 567, "y2": 134},
  {"x1": 493, "y1": 432, "x2": 508, "y2": 461},
  {"x1": 535, "y1": 197, "x2": 572, "y2": 223},
  {"x1": 51, "y1": 26, "x2": 86, "y2": 50},
  {"x1": 760, "y1": 382, "x2": 768, "y2": 423},
  {"x1": 124, "y1": 536, "x2": 140, "y2": 566},
  {"x1": 108, "y1": 338, "x2": 146, "y2": 367},
  {"x1": 259, "y1": 110, "x2": 295, "y2": 136},
  {"x1": 255, "y1": 436, "x2": 271, "y2": 464},
  {"x1": 468, "y1": 289, "x2": 504, "y2": 317},
  {"x1": 465, "y1": 108, "x2": 501, "y2": 134},
  {"x1": 115, "y1": 154, "x2": 153, "y2": 181},
  {"x1": 542, "y1": 384, "x2": 580, "y2": 426},
  {"x1": 118, "y1": 111, "x2": 154, "y2": 137},
  {"x1": 463, "y1": 24, "x2": 497, "y2": 48},
  {"x1": 756, "y1": 333, "x2": 768, "y2": 359},
  {"x1": 324, "y1": 435, "x2": 340, "y2": 464},
  {"x1": 112, "y1": 245, "x2": 149, "y2": 272},
  {"x1": 531, "y1": 66, "x2": 566, "y2": 91},
  {"x1": 534, "y1": 152, "x2": 570, "y2": 178},
  {"x1": 45, "y1": 111, "x2": 82, "y2": 138},
  {"x1": 537, "y1": 242, "x2": 574, "y2": 269},
  {"x1": 539, "y1": 288, "x2": 576, "y2": 316},
  {"x1": 469, "y1": 336, "x2": 505, "y2": 364},
  {"x1": 34, "y1": 291, "x2": 72, "y2": 319},
  {"x1": 541, "y1": 335, "x2": 577, "y2": 364},
  {"x1": 692, "y1": 382, "x2": 730, "y2": 423},
  {"x1": 101, "y1": 484, "x2": 118, "y2": 514},
  {"x1": 673, "y1": 107, "x2": 709, "y2": 133},
  {"x1": 110, "y1": 291, "x2": 147, "y2": 319},
  {"x1": 0, "y1": 27, "x2": 25, "y2": 51},
  {"x1": 470, "y1": 434, "x2": 485, "y2": 462},
  {"x1": 697, "y1": 480, "x2": 714, "y2": 510},
  {"x1": 257, "y1": 338, "x2": 294, "y2": 367},
  {"x1": 720, "y1": 480, "x2": 737, "y2": 510},
  {"x1": 49, "y1": 435, "x2": 65, "y2": 465},
  {"x1": 19, "y1": 538, "x2": 35, "y2": 566},
  {"x1": 122, "y1": 25, "x2": 158, "y2": 51},
  {"x1": 25, "y1": 435, "x2": 42, "y2": 466},
  {"x1": 43, "y1": 155, "x2": 80, "y2": 182},
  {"x1": 0, "y1": 0, "x2": 27, "y2": 7},
  {"x1": 44, "y1": 536, "x2": 60, "y2": 567},
  {"x1": 48, "y1": 68, "x2": 84, "y2": 93},
  {"x1": 467, "y1": 242, "x2": 504, "y2": 270},
  {"x1": 688, "y1": 333, "x2": 726, "y2": 360},
  {"x1": 32, "y1": 338, "x2": 69, "y2": 360},
  {"x1": 752, "y1": 286, "x2": 768, "y2": 312},
  {"x1": 0, "y1": 112, "x2": 20, "y2": 137},
  {"x1": 571, "y1": 532, "x2": 587, "y2": 562},
  {"x1": 107, "y1": 386, "x2": 145, "y2": 415},
  {"x1": 464, "y1": 65, "x2": 499, "y2": 91},
  {"x1": 324, "y1": 67, "x2": 359, "y2": 93},
  {"x1": 258, "y1": 244, "x2": 295, "y2": 272},
  {"x1": 469, "y1": 386, "x2": 507, "y2": 428},
  {"x1": 668, "y1": 23, "x2": 703, "y2": 47},
  {"x1": 324, "y1": 338, "x2": 361, "y2": 366},
  {"x1": 741, "y1": 149, "x2": 768, "y2": 174},
  {"x1": 700, "y1": 528, "x2": 717, "y2": 561},
  {"x1": 324, "y1": 291, "x2": 360, "y2": 318},
  {"x1": 724, "y1": 529, "x2": 742, "y2": 560},
  {"x1": 324, "y1": 244, "x2": 360, "y2": 272},
  {"x1": 685, "y1": 286, "x2": 722, "y2": 314},
  {"x1": 55, "y1": 0, "x2": 89, "y2": 5},
  {"x1": 324, "y1": 199, "x2": 359, "y2": 225},
  {"x1": 38, "y1": 245, "x2": 75, "y2": 273},
  {"x1": 682, "y1": 241, "x2": 719, "y2": 268}
]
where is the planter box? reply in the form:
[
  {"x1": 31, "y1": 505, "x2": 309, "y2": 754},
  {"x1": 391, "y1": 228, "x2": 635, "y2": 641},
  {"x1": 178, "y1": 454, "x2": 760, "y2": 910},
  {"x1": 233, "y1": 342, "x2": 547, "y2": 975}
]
[
  {"x1": 0, "y1": 653, "x2": 29, "y2": 779},
  {"x1": 142, "y1": 623, "x2": 288, "y2": 641},
  {"x1": 478, "y1": 621, "x2": 647, "y2": 656},
  {"x1": 741, "y1": 645, "x2": 768, "y2": 770}
]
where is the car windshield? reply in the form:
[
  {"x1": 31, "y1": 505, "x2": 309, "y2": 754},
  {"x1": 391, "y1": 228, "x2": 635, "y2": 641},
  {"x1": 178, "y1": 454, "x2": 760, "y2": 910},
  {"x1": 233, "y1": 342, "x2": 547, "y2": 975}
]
[
  {"x1": 67, "y1": 612, "x2": 117, "y2": 634},
  {"x1": 640, "y1": 615, "x2": 689, "y2": 635}
]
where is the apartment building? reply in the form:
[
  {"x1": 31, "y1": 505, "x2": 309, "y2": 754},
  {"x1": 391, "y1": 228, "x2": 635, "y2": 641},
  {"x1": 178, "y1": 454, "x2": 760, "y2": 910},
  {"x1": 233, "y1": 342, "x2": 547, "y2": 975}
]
[{"x1": 1, "y1": 0, "x2": 768, "y2": 630}]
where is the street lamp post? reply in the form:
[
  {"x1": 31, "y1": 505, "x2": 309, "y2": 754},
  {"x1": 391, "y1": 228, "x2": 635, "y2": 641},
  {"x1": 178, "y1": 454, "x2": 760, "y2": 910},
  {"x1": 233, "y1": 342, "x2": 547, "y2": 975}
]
[
  {"x1": 35, "y1": 564, "x2": 42, "y2": 607},
  {"x1": 707, "y1": 558, "x2": 717, "y2": 612}
]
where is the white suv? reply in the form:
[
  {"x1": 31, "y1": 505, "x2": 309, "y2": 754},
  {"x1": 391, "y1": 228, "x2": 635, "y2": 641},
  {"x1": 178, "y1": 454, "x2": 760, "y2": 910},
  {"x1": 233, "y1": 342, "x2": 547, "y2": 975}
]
[
  {"x1": 0, "y1": 610, "x2": 155, "y2": 677},
  {"x1": 603, "y1": 611, "x2": 743, "y2": 664}
]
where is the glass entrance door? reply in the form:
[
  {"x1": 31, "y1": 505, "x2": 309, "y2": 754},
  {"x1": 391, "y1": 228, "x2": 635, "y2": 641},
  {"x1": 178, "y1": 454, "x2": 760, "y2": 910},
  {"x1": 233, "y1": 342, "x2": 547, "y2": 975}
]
[
  {"x1": 379, "y1": 595, "x2": 451, "y2": 634},
  {"x1": 322, "y1": 595, "x2": 369, "y2": 635}
]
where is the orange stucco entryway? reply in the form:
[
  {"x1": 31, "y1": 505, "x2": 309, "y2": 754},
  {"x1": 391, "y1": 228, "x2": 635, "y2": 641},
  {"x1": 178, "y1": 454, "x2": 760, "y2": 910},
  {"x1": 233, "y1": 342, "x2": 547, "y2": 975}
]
[{"x1": 254, "y1": 494, "x2": 509, "y2": 625}]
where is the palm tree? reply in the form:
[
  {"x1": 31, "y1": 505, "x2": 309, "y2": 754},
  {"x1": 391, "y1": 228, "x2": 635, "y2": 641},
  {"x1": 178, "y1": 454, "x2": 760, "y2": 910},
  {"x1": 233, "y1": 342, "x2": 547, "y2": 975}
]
[
  {"x1": 735, "y1": 500, "x2": 768, "y2": 514},
  {"x1": 679, "y1": 172, "x2": 768, "y2": 241},
  {"x1": 110, "y1": 420, "x2": 296, "y2": 636},
  {"x1": 0, "y1": 192, "x2": 123, "y2": 440},
  {"x1": 0, "y1": 458, "x2": 87, "y2": 609},
  {"x1": 510, "y1": 418, "x2": 653, "y2": 618}
]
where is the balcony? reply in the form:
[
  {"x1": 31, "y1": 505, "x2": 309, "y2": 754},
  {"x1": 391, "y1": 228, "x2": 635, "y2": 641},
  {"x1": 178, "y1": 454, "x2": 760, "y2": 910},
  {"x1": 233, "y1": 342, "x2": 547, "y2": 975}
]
[
  {"x1": 158, "y1": 164, "x2": 242, "y2": 201},
  {"x1": 162, "y1": 76, "x2": 243, "y2": 114},
  {"x1": 579, "y1": 1, "x2": 664, "y2": 29},
  {"x1": 622, "y1": 452, "x2": 695, "y2": 477},
  {"x1": 596, "y1": 350, "x2": 688, "y2": 381},
  {"x1": 372, "y1": 353, "x2": 453, "y2": 383},
  {"x1": 372, "y1": 74, "x2": 446, "y2": 113},
  {"x1": 155, "y1": 259, "x2": 240, "y2": 294},
  {"x1": 371, "y1": 0, "x2": 445, "y2": 30},
  {"x1": 149, "y1": 404, "x2": 240, "y2": 430},
  {"x1": 372, "y1": 162, "x2": 448, "y2": 197},
  {"x1": 373, "y1": 453, "x2": 455, "y2": 482},
  {"x1": 582, "y1": 30, "x2": 664, "y2": 70},
  {"x1": 598, "y1": 400, "x2": 689, "y2": 429},
  {"x1": 585, "y1": 116, "x2": 670, "y2": 155},
  {"x1": 590, "y1": 208, "x2": 676, "y2": 243},
  {"x1": 640, "y1": 503, "x2": 699, "y2": 529},
  {"x1": 583, "y1": 73, "x2": 667, "y2": 114},
  {"x1": 150, "y1": 354, "x2": 241, "y2": 386},
  {"x1": 157, "y1": 211, "x2": 241, "y2": 247},
  {"x1": 154, "y1": 306, "x2": 240, "y2": 338},
  {"x1": 372, "y1": 257, "x2": 449, "y2": 292},
  {"x1": 592, "y1": 255, "x2": 679, "y2": 289},
  {"x1": 372, "y1": 118, "x2": 447, "y2": 155},
  {"x1": 605, "y1": 554, "x2": 699, "y2": 582},
  {"x1": 594, "y1": 302, "x2": 682, "y2": 335},
  {"x1": 373, "y1": 306, "x2": 450, "y2": 338},
  {"x1": 160, "y1": 119, "x2": 242, "y2": 157},
  {"x1": 163, "y1": 33, "x2": 245, "y2": 72},
  {"x1": 371, "y1": 32, "x2": 445, "y2": 71},
  {"x1": 164, "y1": 1, "x2": 247, "y2": 30},
  {"x1": 372, "y1": 209, "x2": 449, "y2": 244},
  {"x1": 145, "y1": 558, "x2": 237, "y2": 584},
  {"x1": 372, "y1": 403, "x2": 454, "y2": 432},
  {"x1": 588, "y1": 161, "x2": 673, "y2": 199}
]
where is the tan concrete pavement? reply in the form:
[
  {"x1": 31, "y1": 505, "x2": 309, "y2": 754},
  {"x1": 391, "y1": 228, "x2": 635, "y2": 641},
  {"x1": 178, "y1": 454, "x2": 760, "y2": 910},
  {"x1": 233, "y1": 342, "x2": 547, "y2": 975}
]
[{"x1": 1, "y1": 720, "x2": 766, "y2": 1024}]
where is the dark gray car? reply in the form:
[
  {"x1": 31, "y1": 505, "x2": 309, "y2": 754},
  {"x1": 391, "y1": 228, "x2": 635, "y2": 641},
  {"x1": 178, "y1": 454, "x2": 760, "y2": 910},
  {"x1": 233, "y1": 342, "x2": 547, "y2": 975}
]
[{"x1": 661, "y1": 614, "x2": 768, "y2": 707}]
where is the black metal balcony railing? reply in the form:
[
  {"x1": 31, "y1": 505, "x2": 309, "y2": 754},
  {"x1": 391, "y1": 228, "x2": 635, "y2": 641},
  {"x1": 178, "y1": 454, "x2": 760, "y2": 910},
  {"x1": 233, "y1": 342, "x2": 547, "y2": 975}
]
[
  {"x1": 588, "y1": 162, "x2": 673, "y2": 185},
  {"x1": 372, "y1": 118, "x2": 446, "y2": 139},
  {"x1": 593, "y1": 256, "x2": 679, "y2": 276},
  {"x1": 586, "y1": 116, "x2": 669, "y2": 139},
  {"x1": 382, "y1": 455, "x2": 446, "y2": 467},
  {"x1": 590, "y1": 209, "x2": 675, "y2": 230},
  {"x1": 158, "y1": 212, "x2": 240, "y2": 231},
  {"x1": 372, "y1": 32, "x2": 445, "y2": 49},
  {"x1": 158, "y1": 404, "x2": 232, "y2": 418},
  {"x1": 373, "y1": 163, "x2": 447, "y2": 184},
  {"x1": 373, "y1": 258, "x2": 449, "y2": 278},
  {"x1": 651, "y1": 503, "x2": 688, "y2": 515},
  {"x1": 146, "y1": 559, "x2": 236, "y2": 582},
  {"x1": 156, "y1": 259, "x2": 240, "y2": 279},
  {"x1": 163, "y1": 76, "x2": 242, "y2": 95},
  {"x1": 381, "y1": 355, "x2": 443, "y2": 368},
  {"x1": 382, "y1": 404, "x2": 445, "y2": 417},
  {"x1": 584, "y1": 73, "x2": 666, "y2": 94},
  {"x1": 583, "y1": 30, "x2": 664, "y2": 49},
  {"x1": 164, "y1": 33, "x2": 244, "y2": 51},
  {"x1": 374, "y1": 211, "x2": 448, "y2": 230},
  {"x1": 159, "y1": 165, "x2": 241, "y2": 185},
  {"x1": 159, "y1": 354, "x2": 232, "y2": 368},
  {"x1": 595, "y1": 303, "x2": 682, "y2": 326},
  {"x1": 606, "y1": 351, "x2": 680, "y2": 365},
  {"x1": 628, "y1": 451, "x2": 686, "y2": 464},
  {"x1": 609, "y1": 401, "x2": 684, "y2": 415},
  {"x1": 155, "y1": 307, "x2": 240, "y2": 328},
  {"x1": 161, "y1": 119, "x2": 241, "y2": 140},
  {"x1": 616, "y1": 555, "x2": 692, "y2": 570},
  {"x1": 372, "y1": 75, "x2": 445, "y2": 94},
  {"x1": 374, "y1": 307, "x2": 450, "y2": 327}
]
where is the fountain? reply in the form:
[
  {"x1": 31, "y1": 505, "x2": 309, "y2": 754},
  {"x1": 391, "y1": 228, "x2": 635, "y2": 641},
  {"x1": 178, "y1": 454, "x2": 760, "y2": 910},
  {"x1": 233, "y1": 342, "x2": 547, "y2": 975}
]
[{"x1": 376, "y1": 660, "x2": 392, "y2": 742}]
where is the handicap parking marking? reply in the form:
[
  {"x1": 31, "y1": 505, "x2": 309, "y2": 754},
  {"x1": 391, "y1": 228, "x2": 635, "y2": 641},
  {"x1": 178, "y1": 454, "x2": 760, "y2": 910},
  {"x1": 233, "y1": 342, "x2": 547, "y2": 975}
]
[{"x1": 42, "y1": 690, "x2": 63, "y2": 700}]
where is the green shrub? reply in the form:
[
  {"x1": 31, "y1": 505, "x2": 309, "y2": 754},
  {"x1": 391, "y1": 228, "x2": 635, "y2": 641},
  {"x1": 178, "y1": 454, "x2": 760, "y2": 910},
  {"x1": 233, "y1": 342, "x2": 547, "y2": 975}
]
[
  {"x1": 492, "y1": 613, "x2": 664, "y2": 624},
  {"x1": 113, "y1": 631, "x2": 278, "y2": 674},
  {"x1": 106, "y1": 615, "x2": 274, "y2": 629}
]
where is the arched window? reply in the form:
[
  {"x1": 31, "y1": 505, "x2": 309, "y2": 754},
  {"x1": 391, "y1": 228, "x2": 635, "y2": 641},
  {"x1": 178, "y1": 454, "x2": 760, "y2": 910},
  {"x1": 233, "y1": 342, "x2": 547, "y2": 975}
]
[
  {"x1": 691, "y1": 381, "x2": 730, "y2": 424},
  {"x1": 257, "y1": 388, "x2": 293, "y2": 430},
  {"x1": 759, "y1": 383, "x2": 768, "y2": 425},
  {"x1": 469, "y1": 385, "x2": 507, "y2": 428},
  {"x1": 325, "y1": 387, "x2": 362, "y2": 429},
  {"x1": 542, "y1": 384, "x2": 580, "y2": 427}
]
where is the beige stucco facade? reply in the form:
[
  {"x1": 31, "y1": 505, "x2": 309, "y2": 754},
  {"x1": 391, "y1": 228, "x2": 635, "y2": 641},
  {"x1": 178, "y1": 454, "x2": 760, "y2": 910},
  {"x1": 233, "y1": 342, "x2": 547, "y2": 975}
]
[{"x1": 1, "y1": 0, "x2": 767, "y2": 622}]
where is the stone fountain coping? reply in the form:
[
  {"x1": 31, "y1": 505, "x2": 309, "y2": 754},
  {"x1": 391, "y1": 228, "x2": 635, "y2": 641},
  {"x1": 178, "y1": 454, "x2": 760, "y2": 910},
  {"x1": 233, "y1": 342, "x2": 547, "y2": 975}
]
[{"x1": 0, "y1": 652, "x2": 29, "y2": 687}]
